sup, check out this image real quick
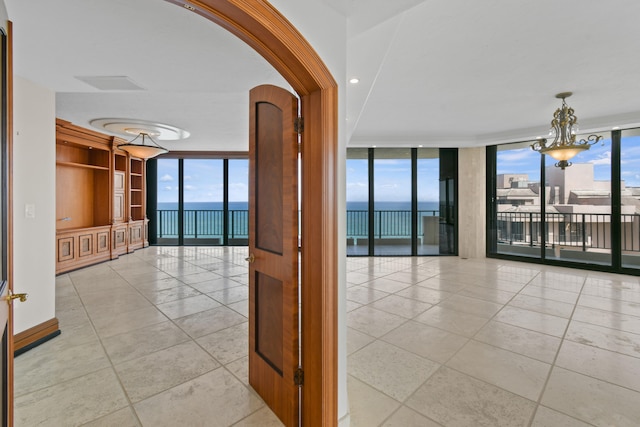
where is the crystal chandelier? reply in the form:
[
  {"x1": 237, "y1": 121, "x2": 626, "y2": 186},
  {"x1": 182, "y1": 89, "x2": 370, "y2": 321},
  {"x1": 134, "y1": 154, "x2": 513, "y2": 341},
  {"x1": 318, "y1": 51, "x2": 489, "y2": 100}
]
[{"x1": 531, "y1": 92, "x2": 602, "y2": 169}]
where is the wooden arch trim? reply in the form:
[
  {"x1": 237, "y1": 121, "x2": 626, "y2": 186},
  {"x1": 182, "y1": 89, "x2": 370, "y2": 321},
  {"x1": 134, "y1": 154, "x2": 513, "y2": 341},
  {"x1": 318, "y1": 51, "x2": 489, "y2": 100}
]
[{"x1": 163, "y1": 1, "x2": 338, "y2": 426}]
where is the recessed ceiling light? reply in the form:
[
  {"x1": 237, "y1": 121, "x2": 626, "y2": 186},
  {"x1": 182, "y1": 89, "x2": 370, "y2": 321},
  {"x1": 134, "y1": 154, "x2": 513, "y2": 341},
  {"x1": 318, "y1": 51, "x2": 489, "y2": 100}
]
[
  {"x1": 372, "y1": 145, "x2": 376, "y2": 148},
  {"x1": 349, "y1": 77, "x2": 360, "y2": 84},
  {"x1": 418, "y1": 145, "x2": 423, "y2": 148},
  {"x1": 612, "y1": 126, "x2": 620, "y2": 130}
]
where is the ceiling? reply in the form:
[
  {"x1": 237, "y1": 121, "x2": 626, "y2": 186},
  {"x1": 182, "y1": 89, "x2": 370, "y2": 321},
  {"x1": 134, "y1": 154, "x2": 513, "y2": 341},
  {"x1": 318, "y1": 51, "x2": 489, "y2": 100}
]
[{"x1": 7, "y1": 0, "x2": 640, "y2": 151}]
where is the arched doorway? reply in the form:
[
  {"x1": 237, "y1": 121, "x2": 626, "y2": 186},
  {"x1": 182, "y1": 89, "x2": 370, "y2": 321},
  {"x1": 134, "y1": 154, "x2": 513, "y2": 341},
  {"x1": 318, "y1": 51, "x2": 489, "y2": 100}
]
[{"x1": 163, "y1": 1, "x2": 338, "y2": 425}]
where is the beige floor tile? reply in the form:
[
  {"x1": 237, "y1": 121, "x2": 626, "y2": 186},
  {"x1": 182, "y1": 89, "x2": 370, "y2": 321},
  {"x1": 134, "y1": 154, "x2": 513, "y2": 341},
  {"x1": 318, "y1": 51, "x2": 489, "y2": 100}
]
[
  {"x1": 508, "y1": 294, "x2": 576, "y2": 318},
  {"x1": 520, "y1": 284, "x2": 580, "y2": 304},
  {"x1": 382, "y1": 320, "x2": 468, "y2": 364},
  {"x1": 15, "y1": 339, "x2": 110, "y2": 396},
  {"x1": 556, "y1": 340, "x2": 640, "y2": 392},
  {"x1": 395, "y1": 285, "x2": 453, "y2": 304},
  {"x1": 347, "y1": 306, "x2": 406, "y2": 338},
  {"x1": 102, "y1": 320, "x2": 191, "y2": 364},
  {"x1": 347, "y1": 327, "x2": 376, "y2": 356},
  {"x1": 348, "y1": 340, "x2": 439, "y2": 401},
  {"x1": 437, "y1": 294, "x2": 503, "y2": 318},
  {"x1": 578, "y1": 293, "x2": 640, "y2": 317},
  {"x1": 364, "y1": 277, "x2": 413, "y2": 293},
  {"x1": 406, "y1": 366, "x2": 536, "y2": 427},
  {"x1": 346, "y1": 300, "x2": 363, "y2": 312},
  {"x1": 233, "y1": 407, "x2": 284, "y2": 426},
  {"x1": 529, "y1": 272, "x2": 585, "y2": 293},
  {"x1": 197, "y1": 322, "x2": 249, "y2": 364},
  {"x1": 178, "y1": 271, "x2": 223, "y2": 285},
  {"x1": 346, "y1": 285, "x2": 390, "y2": 304},
  {"x1": 82, "y1": 292, "x2": 154, "y2": 318},
  {"x1": 414, "y1": 306, "x2": 489, "y2": 337},
  {"x1": 129, "y1": 277, "x2": 184, "y2": 293},
  {"x1": 15, "y1": 368, "x2": 129, "y2": 427},
  {"x1": 369, "y1": 295, "x2": 432, "y2": 319},
  {"x1": 494, "y1": 306, "x2": 568, "y2": 337},
  {"x1": 227, "y1": 356, "x2": 249, "y2": 385},
  {"x1": 174, "y1": 305, "x2": 247, "y2": 338},
  {"x1": 134, "y1": 368, "x2": 264, "y2": 426},
  {"x1": 416, "y1": 277, "x2": 468, "y2": 293},
  {"x1": 447, "y1": 340, "x2": 551, "y2": 401},
  {"x1": 565, "y1": 320, "x2": 640, "y2": 358},
  {"x1": 474, "y1": 321, "x2": 561, "y2": 363},
  {"x1": 384, "y1": 270, "x2": 434, "y2": 284},
  {"x1": 531, "y1": 406, "x2": 592, "y2": 427},
  {"x1": 457, "y1": 285, "x2": 516, "y2": 304},
  {"x1": 81, "y1": 406, "x2": 140, "y2": 427},
  {"x1": 381, "y1": 406, "x2": 441, "y2": 427},
  {"x1": 541, "y1": 367, "x2": 640, "y2": 426},
  {"x1": 91, "y1": 306, "x2": 167, "y2": 338},
  {"x1": 209, "y1": 285, "x2": 249, "y2": 304},
  {"x1": 189, "y1": 277, "x2": 237, "y2": 293},
  {"x1": 346, "y1": 271, "x2": 375, "y2": 285},
  {"x1": 227, "y1": 299, "x2": 249, "y2": 317},
  {"x1": 347, "y1": 375, "x2": 401, "y2": 427},
  {"x1": 115, "y1": 341, "x2": 220, "y2": 402},
  {"x1": 156, "y1": 294, "x2": 222, "y2": 319},
  {"x1": 572, "y1": 305, "x2": 640, "y2": 335},
  {"x1": 138, "y1": 284, "x2": 202, "y2": 304}
]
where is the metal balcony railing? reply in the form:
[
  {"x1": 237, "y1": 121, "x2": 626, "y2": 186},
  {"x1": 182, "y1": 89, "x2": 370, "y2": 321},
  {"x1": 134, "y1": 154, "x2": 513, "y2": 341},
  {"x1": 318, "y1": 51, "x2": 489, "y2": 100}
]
[
  {"x1": 157, "y1": 209, "x2": 248, "y2": 239},
  {"x1": 496, "y1": 211, "x2": 640, "y2": 252}
]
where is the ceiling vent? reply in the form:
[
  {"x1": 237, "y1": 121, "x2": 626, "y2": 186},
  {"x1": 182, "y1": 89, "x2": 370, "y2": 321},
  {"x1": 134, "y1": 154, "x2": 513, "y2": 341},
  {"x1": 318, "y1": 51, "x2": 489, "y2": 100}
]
[{"x1": 75, "y1": 75, "x2": 145, "y2": 91}]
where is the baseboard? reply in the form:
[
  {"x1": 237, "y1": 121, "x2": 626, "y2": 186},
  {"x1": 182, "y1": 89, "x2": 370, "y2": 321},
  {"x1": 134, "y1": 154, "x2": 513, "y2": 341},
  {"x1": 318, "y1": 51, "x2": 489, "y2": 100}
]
[{"x1": 13, "y1": 317, "x2": 60, "y2": 355}]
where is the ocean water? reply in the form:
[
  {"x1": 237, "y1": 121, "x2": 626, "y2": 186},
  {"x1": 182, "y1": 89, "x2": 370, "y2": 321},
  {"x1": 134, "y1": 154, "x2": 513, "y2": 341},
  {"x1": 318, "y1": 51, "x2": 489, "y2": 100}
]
[{"x1": 156, "y1": 201, "x2": 440, "y2": 239}]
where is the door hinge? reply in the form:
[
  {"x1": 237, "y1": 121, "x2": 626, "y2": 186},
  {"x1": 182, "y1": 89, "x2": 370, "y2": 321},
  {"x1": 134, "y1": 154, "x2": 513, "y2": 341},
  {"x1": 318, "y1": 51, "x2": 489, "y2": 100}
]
[
  {"x1": 294, "y1": 116, "x2": 304, "y2": 134},
  {"x1": 294, "y1": 368, "x2": 304, "y2": 386}
]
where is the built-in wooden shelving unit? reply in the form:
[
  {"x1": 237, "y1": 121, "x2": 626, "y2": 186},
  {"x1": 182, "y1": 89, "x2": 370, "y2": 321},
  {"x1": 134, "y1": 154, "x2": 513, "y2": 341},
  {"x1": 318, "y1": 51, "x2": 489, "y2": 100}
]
[{"x1": 55, "y1": 119, "x2": 149, "y2": 274}]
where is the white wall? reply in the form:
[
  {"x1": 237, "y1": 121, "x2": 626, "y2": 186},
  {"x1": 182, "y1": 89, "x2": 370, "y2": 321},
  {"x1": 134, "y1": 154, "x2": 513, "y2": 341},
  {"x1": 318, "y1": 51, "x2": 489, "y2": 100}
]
[
  {"x1": 458, "y1": 147, "x2": 486, "y2": 258},
  {"x1": 12, "y1": 76, "x2": 56, "y2": 333}
]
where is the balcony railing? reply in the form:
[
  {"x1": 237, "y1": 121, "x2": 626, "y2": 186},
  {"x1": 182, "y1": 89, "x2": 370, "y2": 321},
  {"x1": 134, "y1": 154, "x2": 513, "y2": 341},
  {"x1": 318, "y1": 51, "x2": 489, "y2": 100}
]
[
  {"x1": 346, "y1": 210, "x2": 439, "y2": 240},
  {"x1": 496, "y1": 211, "x2": 640, "y2": 252},
  {"x1": 157, "y1": 209, "x2": 248, "y2": 239}
]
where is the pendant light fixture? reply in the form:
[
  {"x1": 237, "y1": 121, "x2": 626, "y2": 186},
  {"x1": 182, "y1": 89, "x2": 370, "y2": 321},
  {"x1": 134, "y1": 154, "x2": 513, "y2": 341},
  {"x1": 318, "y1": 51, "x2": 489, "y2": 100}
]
[
  {"x1": 118, "y1": 132, "x2": 168, "y2": 159},
  {"x1": 531, "y1": 92, "x2": 602, "y2": 169}
]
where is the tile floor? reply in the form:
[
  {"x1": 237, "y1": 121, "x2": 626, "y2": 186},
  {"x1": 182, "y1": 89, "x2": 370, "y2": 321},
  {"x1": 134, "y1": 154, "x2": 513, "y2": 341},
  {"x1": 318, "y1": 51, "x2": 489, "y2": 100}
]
[{"x1": 14, "y1": 246, "x2": 640, "y2": 426}]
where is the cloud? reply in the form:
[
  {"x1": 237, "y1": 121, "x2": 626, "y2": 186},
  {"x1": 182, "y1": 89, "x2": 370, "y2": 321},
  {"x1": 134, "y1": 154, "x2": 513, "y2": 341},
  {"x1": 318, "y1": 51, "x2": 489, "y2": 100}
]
[
  {"x1": 159, "y1": 174, "x2": 173, "y2": 182},
  {"x1": 184, "y1": 175, "x2": 192, "y2": 181},
  {"x1": 589, "y1": 150, "x2": 611, "y2": 166},
  {"x1": 184, "y1": 185, "x2": 196, "y2": 191},
  {"x1": 163, "y1": 186, "x2": 172, "y2": 191}
]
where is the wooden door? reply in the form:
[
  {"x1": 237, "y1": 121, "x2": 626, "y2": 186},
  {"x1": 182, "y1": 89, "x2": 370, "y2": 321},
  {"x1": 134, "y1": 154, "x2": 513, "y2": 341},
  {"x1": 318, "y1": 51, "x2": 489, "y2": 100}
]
[
  {"x1": 0, "y1": 22, "x2": 12, "y2": 427},
  {"x1": 248, "y1": 84, "x2": 299, "y2": 426}
]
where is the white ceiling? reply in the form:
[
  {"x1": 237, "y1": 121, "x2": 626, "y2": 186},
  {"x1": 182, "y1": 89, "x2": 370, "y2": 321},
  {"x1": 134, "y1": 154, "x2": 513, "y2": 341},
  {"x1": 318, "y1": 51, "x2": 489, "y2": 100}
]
[{"x1": 7, "y1": 0, "x2": 640, "y2": 151}]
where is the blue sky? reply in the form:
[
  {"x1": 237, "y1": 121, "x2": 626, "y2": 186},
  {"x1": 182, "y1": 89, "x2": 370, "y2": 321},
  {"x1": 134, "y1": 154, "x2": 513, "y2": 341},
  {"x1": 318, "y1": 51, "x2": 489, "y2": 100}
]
[
  {"x1": 157, "y1": 159, "x2": 248, "y2": 203},
  {"x1": 497, "y1": 134, "x2": 640, "y2": 187},
  {"x1": 158, "y1": 135, "x2": 640, "y2": 204}
]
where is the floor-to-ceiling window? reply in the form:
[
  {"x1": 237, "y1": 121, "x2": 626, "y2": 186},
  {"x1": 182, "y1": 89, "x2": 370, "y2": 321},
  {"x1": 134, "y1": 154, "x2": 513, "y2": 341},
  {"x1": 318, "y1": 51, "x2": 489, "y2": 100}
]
[
  {"x1": 621, "y1": 129, "x2": 640, "y2": 270},
  {"x1": 155, "y1": 158, "x2": 179, "y2": 245},
  {"x1": 417, "y1": 148, "x2": 439, "y2": 255},
  {"x1": 148, "y1": 156, "x2": 249, "y2": 246},
  {"x1": 346, "y1": 149, "x2": 369, "y2": 256},
  {"x1": 183, "y1": 159, "x2": 224, "y2": 244},
  {"x1": 346, "y1": 147, "x2": 457, "y2": 256},
  {"x1": 489, "y1": 129, "x2": 640, "y2": 275},
  {"x1": 228, "y1": 159, "x2": 249, "y2": 244},
  {"x1": 374, "y1": 148, "x2": 412, "y2": 255}
]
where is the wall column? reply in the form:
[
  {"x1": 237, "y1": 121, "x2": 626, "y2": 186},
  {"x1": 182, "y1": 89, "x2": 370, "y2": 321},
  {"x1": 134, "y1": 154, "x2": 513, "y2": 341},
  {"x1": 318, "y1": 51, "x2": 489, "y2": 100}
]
[{"x1": 458, "y1": 147, "x2": 486, "y2": 258}]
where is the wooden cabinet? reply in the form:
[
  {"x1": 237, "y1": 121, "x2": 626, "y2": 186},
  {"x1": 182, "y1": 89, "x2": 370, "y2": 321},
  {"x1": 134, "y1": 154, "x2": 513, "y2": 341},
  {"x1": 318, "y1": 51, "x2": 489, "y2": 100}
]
[{"x1": 56, "y1": 119, "x2": 149, "y2": 274}]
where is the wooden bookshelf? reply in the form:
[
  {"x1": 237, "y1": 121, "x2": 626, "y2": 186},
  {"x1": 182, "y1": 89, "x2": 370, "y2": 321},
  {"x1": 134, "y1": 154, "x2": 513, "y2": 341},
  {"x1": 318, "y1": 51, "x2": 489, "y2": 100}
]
[{"x1": 56, "y1": 119, "x2": 149, "y2": 273}]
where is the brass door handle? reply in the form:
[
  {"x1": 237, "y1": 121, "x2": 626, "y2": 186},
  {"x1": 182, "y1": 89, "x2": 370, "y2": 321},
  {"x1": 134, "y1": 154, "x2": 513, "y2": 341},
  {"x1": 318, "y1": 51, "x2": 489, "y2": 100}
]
[
  {"x1": 245, "y1": 253, "x2": 255, "y2": 263},
  {"x1": 6, "y1": 290, "x2": 28, "y2": 305}
]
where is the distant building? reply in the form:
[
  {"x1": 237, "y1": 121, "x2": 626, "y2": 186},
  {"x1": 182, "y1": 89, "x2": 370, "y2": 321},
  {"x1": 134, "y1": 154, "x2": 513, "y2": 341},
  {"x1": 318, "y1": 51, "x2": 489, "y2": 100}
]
[{"x1": 496, "y1": 163, "x2": 640, "y2": 254}]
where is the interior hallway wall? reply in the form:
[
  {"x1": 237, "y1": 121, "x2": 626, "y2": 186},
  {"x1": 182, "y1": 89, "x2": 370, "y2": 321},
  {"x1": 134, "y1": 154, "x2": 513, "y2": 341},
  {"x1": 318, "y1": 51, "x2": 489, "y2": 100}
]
[{"x1": 12, "y1": 76, "x2": 56, "y2": 333}]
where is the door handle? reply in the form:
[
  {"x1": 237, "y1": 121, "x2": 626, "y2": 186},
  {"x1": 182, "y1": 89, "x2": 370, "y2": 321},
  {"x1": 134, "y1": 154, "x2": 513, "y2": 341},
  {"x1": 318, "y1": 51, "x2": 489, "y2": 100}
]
[
  {"x1": 245, "y1": 253, "x2": 255, "y2": 263},
  {"x1": 6, "y1": 290, "x2": 28, "y2": 305}
]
